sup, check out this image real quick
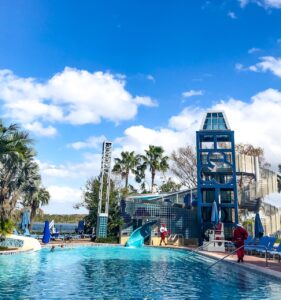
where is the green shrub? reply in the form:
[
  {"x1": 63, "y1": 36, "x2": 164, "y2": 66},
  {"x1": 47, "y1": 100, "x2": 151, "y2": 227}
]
[
  {"x1": 0, "y1": 219, "x2": 14, "y2": 236},
  {"x1": 94, "y1": 236, "x2": 119, "y2": 244}
]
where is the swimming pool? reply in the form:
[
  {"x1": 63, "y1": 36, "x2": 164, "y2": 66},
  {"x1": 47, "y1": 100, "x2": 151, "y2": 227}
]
[{"x1": 0, "y1": 246, "x2": 280, "y2": 299}]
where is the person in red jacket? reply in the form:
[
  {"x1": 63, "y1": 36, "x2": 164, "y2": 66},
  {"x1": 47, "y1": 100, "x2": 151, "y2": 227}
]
[
  {"x1": 233, "y1": 224, "x2": 248, "y2": 263},
  {"x1": 159, "y1": 224, "x2": 169, "y2": 246}
]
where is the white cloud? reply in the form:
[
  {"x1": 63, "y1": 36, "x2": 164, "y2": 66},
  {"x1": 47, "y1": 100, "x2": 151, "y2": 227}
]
[
  {"x1": 182, "y1": 90, "x2": 204, "y2": 99},
  {"x1": 115, "y1": 88, "x2": 281, "y2": 167},
  {"x1": 114, "y1": 125, "x2": 190, "y2": 155},
  {"x1": 0, "y1": 67, "x2": 156, "y2": 135},
  {"x1": 38, "y1": 154, "x2": 102, "y2": 181},
  {"x1": 239, "y1": 0, "x2": 281, "y2": 9},
  {"x1": 44, "y1": 185, "x2": 86, "y2": 214},
  {"x1": 249, "y1": 56, "x2": 281, "y2": 77},
  {"x1": 228, "y1": 11, "x2": 237, "y2": 19},
  {"x1": 147, "y1": 74, "x2": 155, "y2": 82},
  {"x1": 25, "y1": 122, "x2": 57, "y2": 137},
  {"x1": 248, "y1": 47, "x2": 261, "y2": 54},
  {"x1": 67, "y1": 135, "x2": 107, "y2": 150}
]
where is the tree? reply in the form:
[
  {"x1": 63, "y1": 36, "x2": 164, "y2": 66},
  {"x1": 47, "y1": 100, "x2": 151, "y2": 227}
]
[
  {"x1": 235, "y1": 143, "x2": 264, "y2": 157},
  {"x1": 22, "y1": 183, "x2": 50, "y2": 230},
  {"x1": 0, "y1": 123, "x2": 33, "y2": 227},
  {"x1": 75, "y1": 176, "x2": 123, "y2": 237},
  {"x1": 112, "y1": 151, "x2": 141, "y2": 191},
  {"x1": 140, "y1": 145, "x2": 169, "y2": 192},
  {"x1": 235, "y1": 143, "x2": 270, "y2": 168},
  {"x1": 160, "y1": 178, "x2": 182, "y2": 193},
  {"x1": 170, "y1": 145, "x2": 197, "y2": 189}
]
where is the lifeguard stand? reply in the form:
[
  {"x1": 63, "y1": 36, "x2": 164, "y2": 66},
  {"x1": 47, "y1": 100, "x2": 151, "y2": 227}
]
[
  {"x1": 96, "y1": 141, "x2": 112, "y2": 238},
  {"x1": 196, "y1": 111, "x2": 238, "y2": 245}
]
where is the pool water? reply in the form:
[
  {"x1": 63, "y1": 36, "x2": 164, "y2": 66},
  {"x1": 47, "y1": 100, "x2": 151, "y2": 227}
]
[{"x1": 0, "y1": 246, "x2": 280, "y2": 299}]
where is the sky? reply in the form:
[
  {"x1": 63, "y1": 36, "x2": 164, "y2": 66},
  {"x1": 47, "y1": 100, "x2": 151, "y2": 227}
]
[{"x1": 0, "y1": 0, "x2": 281, "y2": 213}]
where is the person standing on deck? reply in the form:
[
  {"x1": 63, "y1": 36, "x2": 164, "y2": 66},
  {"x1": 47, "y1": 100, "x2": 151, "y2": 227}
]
[
  {"x1": 159, "y1": 224, "x2": 168, "y2": 246},
  {"x1": 233, "y1": 224, "x2": 248, "y2": 263}
]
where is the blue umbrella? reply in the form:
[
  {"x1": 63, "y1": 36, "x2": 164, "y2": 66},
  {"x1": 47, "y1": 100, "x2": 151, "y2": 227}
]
[
  {"x1": 21, "y1": 208, "x2": 30, "y2": 236},
  {"x1": 211, "y1": 201, "x2": 219, "y2": 225},
  {"x1": 42, "y1": 220, "x2": 51, "y2": 244},
  {"x1": 254, "y1": 213, "x2": 264, "y2": 239}
]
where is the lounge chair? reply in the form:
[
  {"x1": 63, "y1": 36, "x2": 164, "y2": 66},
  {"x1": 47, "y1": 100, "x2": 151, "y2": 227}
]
[
  {"x1": 255, "y1": 237, "x2": 277, "y2": 256},
  {"x1": 245, "y1": 236, "x2": 270, "y2": 255},
  {"x1": 268, "y1": 242, "x2": 281, "y2": 262}
]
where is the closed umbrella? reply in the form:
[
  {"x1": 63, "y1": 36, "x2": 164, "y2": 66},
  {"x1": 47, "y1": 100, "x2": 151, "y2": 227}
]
[
  {"x1": 211, "y1": 201, "x2": 219, "y2": 225},
  {"x1": 254, "y1": 213, "x2": 264, "y2": 239},
  {"x1": 42, "y1": 220, "x2": 51, "y2": 244},
  {"x1": 21, "y1": 208, "x2": 30, "y2": 236}
]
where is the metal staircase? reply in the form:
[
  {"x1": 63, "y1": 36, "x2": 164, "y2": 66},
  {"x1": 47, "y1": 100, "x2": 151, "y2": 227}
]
[{"x1": 238, "y1": 168, "x2": 278, "y2": 211}]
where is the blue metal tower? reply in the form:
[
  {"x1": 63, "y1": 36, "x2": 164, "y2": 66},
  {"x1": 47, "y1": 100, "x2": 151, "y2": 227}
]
[
  {"x1": 196, "y1": 111, "x2": 238, "y2": 242},
  {"x1": 96, "y1": 141, "x2": 112, "y2": 238}
]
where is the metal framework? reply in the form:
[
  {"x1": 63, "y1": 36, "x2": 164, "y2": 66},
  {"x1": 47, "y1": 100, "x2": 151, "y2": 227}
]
[
  {"x1": 196, "y1": 111, "x2": 238, "y2": 243},
  {"x1": 96, "y1": 141, "x2": 112, "y2": 238}
]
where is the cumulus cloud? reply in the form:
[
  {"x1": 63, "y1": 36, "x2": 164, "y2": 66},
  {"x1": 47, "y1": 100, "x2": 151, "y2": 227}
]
[
  {"x1": 239, "y1": 0, "x2": 281, "y2": 9},
  {"x1": 182, "y1": 90, "x2": 204, "y2": 99},
  {"x1": 248, "y1": 56, "x2": 281, "y2": 77},
  {"x1": 25, "y1": 122, "x2": 57, "y2": 137},
  {"x1": 146, "y1": 74, "x2": 155, "y2": 82},
  {"x1": 67, "y1": 135, "x2": 107, "y2": 150},
  {"x1": 114, "y1": 88, "x2": 281, "y2": 168},
  {"x1": 248, "y1": 47, "x2": 261, "y2": 54},
  {"x1": 227, "y1": 11, "x2": 237, "y2": 19},
  {"x1": 0, "y1": 67, "x2": 156, "y2": 135},
  {"x1": 44, "y1": 185, "x2": 86, "y2": 214},
  {"x1": 38, "y1": 153, "x2": 102, "y2": 181}
]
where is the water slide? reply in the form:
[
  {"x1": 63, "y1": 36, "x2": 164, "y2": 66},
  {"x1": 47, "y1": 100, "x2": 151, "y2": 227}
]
[{"x1": 125, "y1": 220, "x2": 157, "y2": 248}]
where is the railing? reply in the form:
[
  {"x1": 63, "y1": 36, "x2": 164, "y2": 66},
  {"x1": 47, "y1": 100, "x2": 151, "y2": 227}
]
[
  {"x1": 186, "y1": 240, "x2": 227, "y2": 255},
  {"x1": 167, "y1": 234, "x2": 184, "y2": 246},
  {"x1": 206, "y1": 243, "x2": 269, "y2": 270}
]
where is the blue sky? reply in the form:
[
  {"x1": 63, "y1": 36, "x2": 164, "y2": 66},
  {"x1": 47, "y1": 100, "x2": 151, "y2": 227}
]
[{"x1": 0, "y1": 0, "x2": 281, "y2": 213}]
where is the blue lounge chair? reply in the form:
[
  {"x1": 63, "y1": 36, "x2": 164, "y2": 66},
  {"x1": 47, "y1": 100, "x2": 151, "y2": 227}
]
[
  {"x1": 245, "y1": 236, "x2": 270, "y2": 254},
  {"x1": 268, "y1": 242, "x2": 281, "y2": 262},
  {"x1": 256, "y1": 237, "x2": 277, "y2": 256}
]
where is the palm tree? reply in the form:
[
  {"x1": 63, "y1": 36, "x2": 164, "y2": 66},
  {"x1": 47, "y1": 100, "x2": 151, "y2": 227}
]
[
  {"x1": 23, "y1": 187, "x2": 50, "y2": 230},
  {"x1": 0, "y1": 122, "x2": 33, "y2": 226},
  {"x1": 141, "y1": 145, "x2": 169, "y2": 192},
  {"x1": 112, "y1": 151, "x2": 141, "y2": 190},
  {"x1": 21, "y1": 160, "x2": 50, "y2": 229}
]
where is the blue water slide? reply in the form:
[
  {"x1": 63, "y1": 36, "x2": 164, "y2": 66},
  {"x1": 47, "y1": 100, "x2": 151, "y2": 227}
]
[{"x1": 125, "y1": 220, "x2": 157, "y2": 248}]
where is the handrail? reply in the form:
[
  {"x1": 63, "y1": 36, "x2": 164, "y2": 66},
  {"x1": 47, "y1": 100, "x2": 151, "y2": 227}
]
[
  {"x1": 206, "y1": 243, "x2": 269, "y2": 270},
  {"x1": 188, "y1": 240, "x2": 214, "y2": 254},
  {"x1": 167, "y1": 233, "x2": 184, "y2": 246},
  {"x1": 206, "y1": 244, "x2": 247, "y2": 270}
]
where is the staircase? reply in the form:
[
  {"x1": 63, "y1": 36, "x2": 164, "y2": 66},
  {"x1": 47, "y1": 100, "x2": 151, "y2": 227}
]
[{"x1": 238, "y1": 168, "x2": 278, "y2": 211}]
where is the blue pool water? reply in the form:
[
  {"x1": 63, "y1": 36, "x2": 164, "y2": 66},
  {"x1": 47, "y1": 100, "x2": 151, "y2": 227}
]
[{"x1": 0, "y1": 246, "x2": 280, "y2": 299}]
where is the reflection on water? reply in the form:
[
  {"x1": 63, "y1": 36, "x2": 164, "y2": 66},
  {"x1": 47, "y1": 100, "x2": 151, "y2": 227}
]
[{"x1": 0, "y1": 247, "x2": 280, "y2": 300}]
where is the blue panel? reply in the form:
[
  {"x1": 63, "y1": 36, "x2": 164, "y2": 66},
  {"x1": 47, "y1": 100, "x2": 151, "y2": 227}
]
[{"x1": 97, "y1": 215, "x2": 108, "y2": 238}]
